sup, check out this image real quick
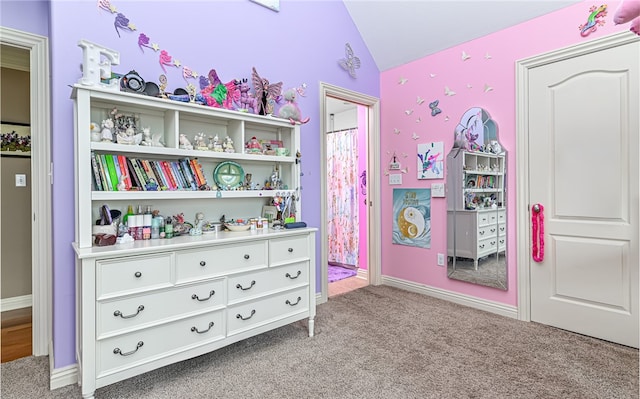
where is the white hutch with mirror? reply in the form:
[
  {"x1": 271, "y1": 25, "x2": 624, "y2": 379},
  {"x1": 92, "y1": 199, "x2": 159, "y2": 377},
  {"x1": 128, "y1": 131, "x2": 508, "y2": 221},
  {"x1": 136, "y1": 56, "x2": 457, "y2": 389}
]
[{"x1": 446, "y1": 107, "x2": 507, "y2": 290}]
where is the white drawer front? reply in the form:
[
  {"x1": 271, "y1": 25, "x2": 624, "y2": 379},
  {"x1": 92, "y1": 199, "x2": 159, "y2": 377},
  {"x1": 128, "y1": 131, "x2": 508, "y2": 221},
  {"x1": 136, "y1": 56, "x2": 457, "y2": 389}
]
[
  {"x1": 477, "y1": 236, "x2": 498, "y2": 256},
  {"x1": 227, "y1": 286, "x2": 309, "y2": 336},
  {"x1": 175, "y1": 241, "x2": 267, "y2": 283},
  {"x1": 97, "y1": 309, "x2": 225, "y2": 376},
  {"x1": 498, "y1": 236, "x2": 507, "y2": 251},
  {"x1": 227, "y1": 262, "x2": 309, "y2": 304},
  {"x1": 97, "y1": 279, "x2": 225, "y2": 337},
  {"x1": 477, "y1": 212, "x2": 490, "y2": 226},
  {"x1": 269, "y1": 236, "x2": 310, "y2": 266},
  {"x1": 97, "y1": 253, "x2": 173, "y2": 299}
]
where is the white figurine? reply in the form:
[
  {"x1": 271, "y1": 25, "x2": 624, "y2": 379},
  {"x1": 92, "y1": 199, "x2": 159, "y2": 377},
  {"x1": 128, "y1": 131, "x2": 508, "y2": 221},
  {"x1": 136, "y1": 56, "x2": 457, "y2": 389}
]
[
  {"x1": 100, "y1": 119, "x2": 114, "y2": 142},
  {"x1": 141, "y1": 127, "x2": 153, "y2": 146},
  {"x1": 179, "y1": 133, "x2": 193, "y2": 150},
  {"x1": 194, "y1": 132, "x2": 207, "y2": 150},
  {"x1": 90, "y1": 122, "x2": 102, "y2": 142},
  {"x1": 190, "y1": 212, "x2": 205, "y2": 236},
  {"x1": 223, "y1": 136, "x2": 235, "y2": 153}
]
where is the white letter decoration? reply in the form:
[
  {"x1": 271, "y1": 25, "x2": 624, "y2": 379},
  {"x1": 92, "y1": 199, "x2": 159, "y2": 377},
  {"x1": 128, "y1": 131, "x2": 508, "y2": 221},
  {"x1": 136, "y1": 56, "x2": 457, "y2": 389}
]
[{"x1": 78, "y1": 39, "x2": 120, "y2": 90}]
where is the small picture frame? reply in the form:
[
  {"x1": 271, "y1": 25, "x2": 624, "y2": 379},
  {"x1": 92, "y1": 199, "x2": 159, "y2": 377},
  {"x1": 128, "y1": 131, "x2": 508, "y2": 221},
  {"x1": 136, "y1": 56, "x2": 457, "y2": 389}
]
[{"x1": 262, "y1": 205, "x2": 278, "y2": 222}]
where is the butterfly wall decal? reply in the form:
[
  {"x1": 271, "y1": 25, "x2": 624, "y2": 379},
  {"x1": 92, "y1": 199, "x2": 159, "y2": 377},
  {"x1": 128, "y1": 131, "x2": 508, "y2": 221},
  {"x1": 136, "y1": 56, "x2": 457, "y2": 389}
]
[
  {"x1": 412, "y1": 132, "x2": 419, "y2": 140},
  {"x1": 444, "y1": 86, "x2": 456, "y2": 96},
  {"x1": 393, "y1": 128, "x2": 401, "y2": 135},
  {"x1": 398, "y1": 77, "x2": 408, "y2": 85},
  {"x1": 484, "y1": 84, "x2": 494, "y2": 93},
  {"x1": 485, "y1": 52, "x2": 492, "y2": 59},
  {"x1": 429, "y1": 100, "x2": 442, "y2": 117},
  {"x1": 461, "y1": 51, "x2": 471, "y2": 61},
  {"x1": 417, "y1": 96, "x2": 425, "y2": 105},
  {"x1": 405, "y1": 109, "x2": 414, "y2": 115},
  {"x1": 338, "y1": 43, "x2": 361, "y2": 78}
]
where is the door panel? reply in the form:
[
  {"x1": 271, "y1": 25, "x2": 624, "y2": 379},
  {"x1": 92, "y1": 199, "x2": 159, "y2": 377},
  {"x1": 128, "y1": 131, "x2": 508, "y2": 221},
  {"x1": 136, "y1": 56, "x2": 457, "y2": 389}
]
[{"x1": 528, "y1": 40, "x2": 639, "y2": 348}]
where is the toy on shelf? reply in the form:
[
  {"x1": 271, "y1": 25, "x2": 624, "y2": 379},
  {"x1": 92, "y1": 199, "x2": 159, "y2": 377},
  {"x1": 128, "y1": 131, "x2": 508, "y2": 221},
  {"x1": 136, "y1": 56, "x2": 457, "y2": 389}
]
[
  {"x1": 223, "y1": 136, "x2": 235, "y2": 153},
  {"x1": 179, "y1": 133, "x2": 193, "y2": 150},
  {"x1": 245, "y1": 136, "x2": 262, "y2": 154},
  {"x1": 100, "y1": 119, "x2": 114, "y2": 142},
  {"x1": 235, "y1": 78, "x2": 258, "y2": 113},
  {"x1": 252, "y1": 67, "x2": 283, "y2": 115},
  {"x1": 278, "y1": 88, "x2": 310, "y2": 125}
]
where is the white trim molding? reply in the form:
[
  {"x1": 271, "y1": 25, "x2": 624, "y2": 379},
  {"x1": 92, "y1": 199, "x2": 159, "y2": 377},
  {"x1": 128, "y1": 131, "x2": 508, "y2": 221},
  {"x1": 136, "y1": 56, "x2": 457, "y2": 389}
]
[
  {"x1": 382, "y1": 276, "x2": 518, "y2": 319},
  {"x1": 318, "y1": 82, "x2": 381, "y2": 305},
  {"x1": 0, "y1": 295, "x2": 32, "y2": 312},
  {"x1": 515, "y1": 31, "x2": 639, "y2": 322}
]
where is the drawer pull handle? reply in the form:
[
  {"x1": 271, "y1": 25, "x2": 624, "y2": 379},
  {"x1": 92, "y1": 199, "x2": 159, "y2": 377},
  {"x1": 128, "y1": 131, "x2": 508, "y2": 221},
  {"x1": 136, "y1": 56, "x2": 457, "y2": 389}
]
[
  {"x1": 491, "y1": 241, "x2": 496, "y2": 245},
  {"x1": 134, "y1": 271, "x2": 142, "y2": 278},
  {"x1": 288, "y1": 248, "x2": 294, "y2": 253},
  {"x1": 113, "y1": 341, "x2": 143, "y2": 356},
  {"x1": 236, "y1": 280, "x2": 256, "y2": 291},
  {"x1": 479, "y1": 231, "x2": 485, "y2": 236},
  {"x1": 191, "y1": 290, "x2": 216, "y2": 302},
  {"x1": 113, "y1": 305, "x2": 144, "y2": 319},
  {"x1": 490, "y1": 228, "x2": 496, "y2": 233},
  {"x1": 479, "y1": 244, "x2": 485, "y2": 249},
  {"x1": 244, "y1": 254, "x2": 250, "y2": 260},
  {"x1": 191, "y1": 321, "x2": 215, "y2": 334},
  {"x1": 236, "y1": 309, "x2": 256, "y2": 321},
  {"x1": 286, "y1": 296, "x2": 302, "y2": 306},
  {"x1": 286, "y1": 271, "x2": 302, "y2": 279},
  {"x1": 200, "y1": 261, "x2": 206, "y2": 267}
]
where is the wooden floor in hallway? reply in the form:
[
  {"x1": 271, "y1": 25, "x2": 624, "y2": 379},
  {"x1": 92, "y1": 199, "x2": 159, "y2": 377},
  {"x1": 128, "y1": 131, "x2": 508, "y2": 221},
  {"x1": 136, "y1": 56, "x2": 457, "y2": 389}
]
[{"x1": 1, "y1": 307, "x2": 32, "y2": 363}]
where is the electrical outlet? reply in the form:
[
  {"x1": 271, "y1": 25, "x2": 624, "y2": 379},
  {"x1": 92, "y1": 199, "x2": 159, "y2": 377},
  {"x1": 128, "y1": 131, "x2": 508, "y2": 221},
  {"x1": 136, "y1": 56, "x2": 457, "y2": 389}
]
[
  {"x1": 389, "y1": 174, "x2": 402, "y2": 185},
  {"x1": 437, "y1": 253, "x2": 445, "y2": 266}
]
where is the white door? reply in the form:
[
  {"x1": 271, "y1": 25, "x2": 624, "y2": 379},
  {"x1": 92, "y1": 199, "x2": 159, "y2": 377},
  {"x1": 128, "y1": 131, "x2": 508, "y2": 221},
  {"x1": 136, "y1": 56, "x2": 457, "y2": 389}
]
[{"x1": 528, "y1": 38, "x2": 639, "y2": 348}]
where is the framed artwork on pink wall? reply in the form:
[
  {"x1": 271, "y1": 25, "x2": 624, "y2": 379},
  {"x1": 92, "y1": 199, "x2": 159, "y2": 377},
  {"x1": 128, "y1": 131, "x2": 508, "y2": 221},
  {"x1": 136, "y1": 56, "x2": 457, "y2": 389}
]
[
  {"x1": 392, "y1": 188, "x2": 431, "y2": 249},
  {"x1": 417, "y1": 141, "x2": 444, "y2": 179}
]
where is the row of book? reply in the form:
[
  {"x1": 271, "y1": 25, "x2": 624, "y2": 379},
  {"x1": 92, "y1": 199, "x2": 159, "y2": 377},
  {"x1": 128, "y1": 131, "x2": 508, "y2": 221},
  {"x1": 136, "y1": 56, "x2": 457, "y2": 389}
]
[
  {"x1": 91, "y1": 152, "x2": 208, "y2": 191},
  {"x1": 466, "y1": 175, "x2": 497, "y2": 190}
]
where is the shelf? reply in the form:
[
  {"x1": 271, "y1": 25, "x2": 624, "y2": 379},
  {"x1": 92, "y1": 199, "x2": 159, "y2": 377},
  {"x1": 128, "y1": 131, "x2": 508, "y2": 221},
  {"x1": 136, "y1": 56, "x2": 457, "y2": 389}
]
[
  {"x1": 463, "y1": 170, "x2": 501, "y2": 175},
  {"x1": 91, "y1": 189, "x2": 295, "y2": 201}
]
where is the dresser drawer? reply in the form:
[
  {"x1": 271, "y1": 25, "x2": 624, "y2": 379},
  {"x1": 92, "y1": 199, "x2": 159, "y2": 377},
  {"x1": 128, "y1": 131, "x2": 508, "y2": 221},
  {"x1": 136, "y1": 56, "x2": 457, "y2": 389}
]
[
  {"x1": 227, "y1": 262, "x2": 309, "y2": 305},
  {"x1": 97, "y1": 253, "x2": 173, "y2": 300},
  {"x1": 97, "y1": 309, "x2": 225, "y2": 377},
  {"x1": 269, "y1": 236, "x2": 310, "y2": 266},
  {"x1": 477, "y1": 236, "x2": 498, "y2": 256},
  {"x1": 175, "y1": 241, "x2": 267, "y2": 284},
  {"x1": 97, "y1": 279, "x2": 225, "y2": 338},
  {"x1": 227, "y1": 286, "x2": 309, "y2": 336}
]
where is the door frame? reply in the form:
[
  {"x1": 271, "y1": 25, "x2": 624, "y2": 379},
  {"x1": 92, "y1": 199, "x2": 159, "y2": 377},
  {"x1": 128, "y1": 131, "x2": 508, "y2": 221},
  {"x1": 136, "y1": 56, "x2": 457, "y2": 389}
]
[
  {"x1": 319, "y1": 82, "x2": 381, "y2": 303},
  {"x1": 0, "y1": 26, "x2": 52, "y2": 356},
  {"x1": 515, "y1": 31, "x2": 639, "y2": 321}
]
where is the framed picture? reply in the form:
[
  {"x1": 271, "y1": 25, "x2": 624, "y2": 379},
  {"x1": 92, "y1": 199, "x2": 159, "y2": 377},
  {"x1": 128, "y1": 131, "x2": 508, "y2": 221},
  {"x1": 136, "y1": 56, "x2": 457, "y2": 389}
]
[
  {"x1": 1, "y1": 122, "x2": 31, "y2": 154},
  {"x1": 262, "y1": 205, "x2": 278, "y2": 222},
  {"x1": 417, "y1": 141, "x2": 444, "y2": 179}
]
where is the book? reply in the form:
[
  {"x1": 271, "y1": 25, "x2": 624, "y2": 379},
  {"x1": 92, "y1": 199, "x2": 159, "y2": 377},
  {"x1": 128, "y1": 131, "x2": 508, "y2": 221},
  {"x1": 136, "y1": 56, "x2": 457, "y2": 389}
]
[
  {"x1": 131, "y1": 159, "x2": 149, "y2": 190},
  {"x1": 190, "y1": 158, "x2": 206, "y2": 187},
  {"x1": 112, "y1": 155, "x2": 122, "y2": 189},
  {"x1": 160, "y1": 160, "x2": 178, "y2": 190},
  {"x1": 90, "y1": 151, "x2": 103, "y2": 191},
  {"x1": 180, "y1": 158, "x2": 197, "y2": 190},
  {"x1": 150, "y1": 160, "x2": 169, "y2": 190},
  {"x1": 117, "y1": 155, "x2": 132, "y2": 190},
  {"x1": 170, "y1": 161, "x2": 187, "y2": 189},
  {"x1": 100, "y1": 154, "x2": 114, "y2": 191},
  {"x1": 186, "y1": 158, "x2": 202, "y2": 187},
  {"x1": 141, "y1": 159, "x2": 159, "y2": 186},
  {"x1": 126, "y1": 158, "x2": 142, "y2": 189}
]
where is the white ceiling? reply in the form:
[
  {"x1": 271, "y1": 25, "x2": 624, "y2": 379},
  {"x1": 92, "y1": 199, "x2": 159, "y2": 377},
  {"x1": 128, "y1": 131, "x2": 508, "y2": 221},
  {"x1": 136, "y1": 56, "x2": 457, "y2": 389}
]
[{"x1": 343, "y1": 0, "x2": 582, "y2": 72}]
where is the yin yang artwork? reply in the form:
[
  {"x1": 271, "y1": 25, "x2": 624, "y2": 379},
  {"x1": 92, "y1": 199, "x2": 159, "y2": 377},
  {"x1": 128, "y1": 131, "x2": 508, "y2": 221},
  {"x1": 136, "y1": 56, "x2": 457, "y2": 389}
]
[{"x1": 392, "y1": 188, "x2": 431, "y2": 249}]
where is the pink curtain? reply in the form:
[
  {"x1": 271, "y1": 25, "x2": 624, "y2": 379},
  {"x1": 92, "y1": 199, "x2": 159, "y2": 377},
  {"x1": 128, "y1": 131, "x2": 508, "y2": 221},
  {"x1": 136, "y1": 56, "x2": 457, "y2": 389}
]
[{"x1": 327, "y1": 129, "x2": 359, "y2": 266}]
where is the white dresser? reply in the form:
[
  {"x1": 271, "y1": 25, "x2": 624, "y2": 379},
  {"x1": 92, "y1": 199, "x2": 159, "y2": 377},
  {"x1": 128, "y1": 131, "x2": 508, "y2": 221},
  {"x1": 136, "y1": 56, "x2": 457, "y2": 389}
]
[
  {"x1": 74, "y1": 229, "x2": 315, "y2": 399},
  {"x1": 447, "y1": 209, "x2": 506, "y2": 270}
]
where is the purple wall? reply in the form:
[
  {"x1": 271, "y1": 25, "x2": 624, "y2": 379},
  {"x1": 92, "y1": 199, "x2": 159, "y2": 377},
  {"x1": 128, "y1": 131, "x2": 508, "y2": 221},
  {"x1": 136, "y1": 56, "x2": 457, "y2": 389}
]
[
  {"x1": 0, "y1": 1, "x2": 49, "y2": 37},
  {"x1": 44, "y1": 1, "x2": 379, "y2": 368}
]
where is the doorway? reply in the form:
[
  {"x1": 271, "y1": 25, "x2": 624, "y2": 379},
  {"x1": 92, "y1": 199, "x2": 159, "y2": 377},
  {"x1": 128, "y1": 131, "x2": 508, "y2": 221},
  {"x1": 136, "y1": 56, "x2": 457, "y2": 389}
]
[
  {"x1": 0, "y1": 26, "x2": 52, "y2": 359},
  {"x1": 319, "y1": 83, "x2": 381, "y2": 303},
  {"x1": 516, "y1": 32, "x2": 639, "y2": 347}
]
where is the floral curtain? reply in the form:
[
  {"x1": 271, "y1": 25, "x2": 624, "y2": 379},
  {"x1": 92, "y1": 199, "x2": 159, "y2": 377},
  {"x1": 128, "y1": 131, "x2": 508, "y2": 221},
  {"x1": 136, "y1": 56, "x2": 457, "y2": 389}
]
[{"x1": 327, "y1": 129, "x2": 359, "y2": 266}]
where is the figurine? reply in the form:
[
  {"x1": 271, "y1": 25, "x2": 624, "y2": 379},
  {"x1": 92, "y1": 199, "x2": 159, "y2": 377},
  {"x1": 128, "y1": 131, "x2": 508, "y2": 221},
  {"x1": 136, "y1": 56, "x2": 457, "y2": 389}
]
[
  {"x1": 251, "y1": 67, "x2": 283, "y2": 115},
  {"x1": 194, "y1": 132, "x2": 207, "y2": 150},
  {"x1": 210, "y1": 135, "x2": 223, "y2": 152},
  {"x1": 277, "y1": 88, "x2": 310, "y2": 125},
  {"x1": 116, "y1": 124, "x2": 142, "y2": 145},
  {"x1": 179, "y1": 133, "x2": 193, "y2": 150},
  {"x1": 235, "y1": 78, "x2": 258, "y2": 113},
  {"x1": 100, "y1": 119, "x2": 114, "y2": 142},
  {"x1": 223, "y1": 136, "x2": 235, "y2": 153},
  {"x1": 246, "y1": 136, "x2": 262, "y2": 154},
  {"x1": 90, "y1": 122, "x2": 102, "y2": 142},
  {"x1": 189, "y1": 212, "x2": 205, "y2": 236}
]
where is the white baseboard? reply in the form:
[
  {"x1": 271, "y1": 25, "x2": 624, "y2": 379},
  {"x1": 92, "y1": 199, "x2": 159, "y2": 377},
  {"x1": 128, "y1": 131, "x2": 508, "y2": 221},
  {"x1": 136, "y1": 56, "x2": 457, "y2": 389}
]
[
  {"x1": 382, "y1": 276, "x2": 518, "y2": 319},
  {"x1": 0, "y1": 294, "x2": 32, "y2": 312},
  {"x1": 49, "y1": 339, "x2": 78, "y2": 390},
  {"x1": 357, "y1": 268, "x2": 369, "y2": 280}
]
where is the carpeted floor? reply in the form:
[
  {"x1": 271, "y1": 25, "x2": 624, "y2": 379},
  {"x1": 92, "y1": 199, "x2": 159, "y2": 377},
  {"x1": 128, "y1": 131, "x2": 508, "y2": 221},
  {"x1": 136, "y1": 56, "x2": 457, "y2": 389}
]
[
  {"x1": 1, "y1": 285, "x2": 638, "y2": 399},
  {"x1": 328, "y1": 264, "x2": 357, "y2": 282}
]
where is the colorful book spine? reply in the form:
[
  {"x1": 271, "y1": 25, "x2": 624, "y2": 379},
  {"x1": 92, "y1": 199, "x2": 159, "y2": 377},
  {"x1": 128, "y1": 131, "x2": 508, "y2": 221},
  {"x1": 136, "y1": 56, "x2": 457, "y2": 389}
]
[
  {"x1": 180, "y1": 158, "x2": 197, "y2": 190},
  {"x1": 170, "y1": 161, "x2": 187, "y2": 189},
  {"x1": 186, "y1": 158, "x2": 202, "y2": 187},
  {"x1": 112, "y1": 155, "x2": 122, "y2": 189},
  {"x1": 161, "y1": 161, "x2": 178, "y2": 190},
  {"x1": 150, "y1": 161, "x2": 169, "y2": 190},
  {"x1": 100, "y1": 154, "x2": 115, "y2": 191},
  {"x1": 126, "y1": 158, "x2": 142, "y2": 190},
  {"x1": 117, "y1": 155, "x2": 132, "y2": 190},
  {"x1": 190, "y1": 158, "x2": 206, "y2": 187},
  {"x1": 141, "y1": 159, "x2": 159, "y2": 186},
  {"x1": 132, "y1": 159, "x2": 149, "y2": 190},
  {"x1": 90, "y1": 151, "x2": 103, "y2": 191}
]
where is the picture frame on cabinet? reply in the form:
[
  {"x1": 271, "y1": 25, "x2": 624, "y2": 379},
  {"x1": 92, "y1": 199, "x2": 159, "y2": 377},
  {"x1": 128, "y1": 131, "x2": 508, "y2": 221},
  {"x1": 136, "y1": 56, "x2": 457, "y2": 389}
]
[{"x1": 262, "y1": 205, "x2": 278, "y2": 222}]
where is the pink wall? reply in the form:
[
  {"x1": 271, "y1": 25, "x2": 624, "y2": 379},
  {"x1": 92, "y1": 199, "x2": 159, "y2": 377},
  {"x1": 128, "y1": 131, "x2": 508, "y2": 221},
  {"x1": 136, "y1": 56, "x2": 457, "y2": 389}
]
[
  {"x1": 380, "y1": 1, "x2": 630, "y2": 306},
  {"x1": 358, "y1": 105, "x2": 368, "y2": 270}
]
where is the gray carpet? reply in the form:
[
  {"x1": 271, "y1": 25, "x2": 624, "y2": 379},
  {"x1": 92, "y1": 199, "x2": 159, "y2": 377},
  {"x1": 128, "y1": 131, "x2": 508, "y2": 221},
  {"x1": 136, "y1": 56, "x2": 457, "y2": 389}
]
[{"x1": 2, "y1": 285, "x2": 638, "y2": 398}]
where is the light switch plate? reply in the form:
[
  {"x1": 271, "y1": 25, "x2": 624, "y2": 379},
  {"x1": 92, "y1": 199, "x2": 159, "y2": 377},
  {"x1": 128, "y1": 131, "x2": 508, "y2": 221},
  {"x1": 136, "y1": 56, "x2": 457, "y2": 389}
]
[
  {"x1": 389, "y1": 174, "x2": 402, "y2": 185},
  {"x1": 431, "y1": 182, "x2": 445, "y2": 197},
  {"x1": 15, "y1": 174, "x2": 27, "y2": 187}
]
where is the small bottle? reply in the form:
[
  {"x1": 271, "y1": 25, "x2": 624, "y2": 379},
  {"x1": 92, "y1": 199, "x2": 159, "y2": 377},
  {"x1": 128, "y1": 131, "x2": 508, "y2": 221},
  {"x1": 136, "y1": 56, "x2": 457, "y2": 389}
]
[
  {"x1": 142, "y1": 214, "x2": 152, "y2": 240},
  {"x1": 165, "y1": 217, "x2": 174, "y2": 239},
  {"x1": 151, "y1": 216, "x2": 162, "y2": 239},
  {"x1": 123, "y1": 205, "x2": 134, "y2": 225}
]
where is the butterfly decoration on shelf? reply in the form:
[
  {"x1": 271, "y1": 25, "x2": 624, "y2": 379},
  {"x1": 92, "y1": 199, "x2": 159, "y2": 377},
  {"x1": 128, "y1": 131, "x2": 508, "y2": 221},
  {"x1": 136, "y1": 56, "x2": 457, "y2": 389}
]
[
  {"x1": 338, "y1": 43, "x2": 361, "y2": 79},
  {"x1": 429, "y1": 100, "x2": 442, "y2": 117},
  {"x1": 251, "y1": 67, "x2": 283, "y2": 115}
]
